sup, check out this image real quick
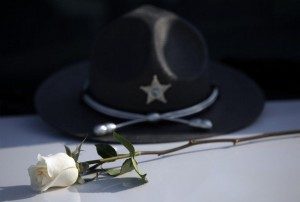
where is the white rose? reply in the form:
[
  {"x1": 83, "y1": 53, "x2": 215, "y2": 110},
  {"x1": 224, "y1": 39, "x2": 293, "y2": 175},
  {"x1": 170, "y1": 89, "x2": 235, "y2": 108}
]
[{"x1": 28, "y1": 153, "x2": 78, "y2": 192}]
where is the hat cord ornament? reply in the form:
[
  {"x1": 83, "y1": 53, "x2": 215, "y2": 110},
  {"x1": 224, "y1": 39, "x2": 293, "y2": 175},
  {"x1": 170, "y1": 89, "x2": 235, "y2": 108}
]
[{"x1": 82, "y1": 87, "x2": 219, "y2": 136}]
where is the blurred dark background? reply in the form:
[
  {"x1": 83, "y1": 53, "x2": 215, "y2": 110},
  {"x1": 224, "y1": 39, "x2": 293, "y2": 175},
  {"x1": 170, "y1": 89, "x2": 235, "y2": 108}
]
[{"x1": 1, "y1": 0, "x2": 300, "y2": 115}]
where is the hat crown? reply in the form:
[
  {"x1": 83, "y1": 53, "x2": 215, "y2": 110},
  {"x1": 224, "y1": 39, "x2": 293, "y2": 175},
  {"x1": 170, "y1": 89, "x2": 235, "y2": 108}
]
[{"x1": 89, "y1": 5, "x2": 212, "y2": 113}]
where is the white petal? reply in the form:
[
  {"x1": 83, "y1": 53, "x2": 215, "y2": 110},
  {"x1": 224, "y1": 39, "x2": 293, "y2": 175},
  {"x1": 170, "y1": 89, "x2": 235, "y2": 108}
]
[
  {"x1": 28, "y1": 165, "x2": 39, "y2": 190},
  {"x1": 41, "y1": 153, "x2": 76, "y2": 178},
  {"x1": 40, "y1": 167, "x2": 78, "y2": 192},
  {"x1": 36, "y1": 154, "x2": 46, "y2": 166},
  {"x1": 28, "y1": 165, "x2": 53, "y2": 191}
]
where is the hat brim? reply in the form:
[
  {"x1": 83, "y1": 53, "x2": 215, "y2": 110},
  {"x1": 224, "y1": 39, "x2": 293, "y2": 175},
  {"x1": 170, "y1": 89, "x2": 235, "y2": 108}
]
[{"x1": 35, "y1": 61, "x2": 264, "y2": 143}]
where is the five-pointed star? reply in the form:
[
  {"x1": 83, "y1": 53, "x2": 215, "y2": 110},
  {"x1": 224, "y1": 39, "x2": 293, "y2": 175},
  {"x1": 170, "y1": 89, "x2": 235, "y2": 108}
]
[{"x1": 140, "y1": 75, "x2": 171, "y2": 104}]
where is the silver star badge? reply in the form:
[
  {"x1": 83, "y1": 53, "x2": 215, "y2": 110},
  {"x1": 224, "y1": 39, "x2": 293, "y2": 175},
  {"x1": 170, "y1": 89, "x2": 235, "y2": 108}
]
[{"x1": 140, "y1": 75, "x2": 171, "y2": 104}]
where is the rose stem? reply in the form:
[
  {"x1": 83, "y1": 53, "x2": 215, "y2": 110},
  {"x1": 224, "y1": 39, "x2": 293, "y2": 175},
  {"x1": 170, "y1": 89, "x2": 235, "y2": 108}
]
[
  {"x1": 140, "y1": 129, "x2": 300, "y2": 156},
  {"x1": 84, "y1": 129, "x2": 300, "y2": 165}
]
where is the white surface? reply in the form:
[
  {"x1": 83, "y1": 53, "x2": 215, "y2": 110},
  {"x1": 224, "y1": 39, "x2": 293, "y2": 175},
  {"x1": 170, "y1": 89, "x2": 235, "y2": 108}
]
[{"x1": 0, "y1": 100, "x2": 300, "y2": 202}]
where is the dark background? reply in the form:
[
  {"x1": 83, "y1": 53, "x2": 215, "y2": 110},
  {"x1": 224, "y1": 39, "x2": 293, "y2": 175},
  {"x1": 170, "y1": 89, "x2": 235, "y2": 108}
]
[{"x1": 1, "y1": 0, "x2": 300, "y2": 115}]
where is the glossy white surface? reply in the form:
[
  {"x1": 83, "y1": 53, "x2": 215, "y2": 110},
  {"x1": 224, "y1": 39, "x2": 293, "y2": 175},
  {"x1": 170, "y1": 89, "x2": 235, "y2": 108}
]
[{"x1": 1, "y1": 100, "x2": 300, "y2": 202}]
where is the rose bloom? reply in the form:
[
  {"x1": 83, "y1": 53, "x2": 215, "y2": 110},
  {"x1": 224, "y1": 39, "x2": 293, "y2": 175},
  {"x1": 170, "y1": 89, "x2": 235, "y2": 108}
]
[{"x1": 28, "y1": 153, "x2": 78, "y2": 192}]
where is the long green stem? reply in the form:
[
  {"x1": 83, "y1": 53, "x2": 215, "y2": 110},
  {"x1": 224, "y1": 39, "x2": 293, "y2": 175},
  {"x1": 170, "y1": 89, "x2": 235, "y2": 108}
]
[
  {"x1": 83, "y1": 129, "x2": 300, "y2": 165},
  {"x1": 84, "y1": 153, "x2": 141, "y2": 164},
  {"x1": 141, "y1": 129, "x2": 300, "y2": 156}
]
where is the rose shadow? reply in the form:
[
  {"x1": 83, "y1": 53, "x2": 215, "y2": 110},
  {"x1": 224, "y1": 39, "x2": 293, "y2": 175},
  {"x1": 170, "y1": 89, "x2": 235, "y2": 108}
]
[
  {"x1": 69, "y1": 176, "x2": 146, "y2": 193},
  {"x1": 0, "y1": 185, "x2": 37, "y2": 202}
]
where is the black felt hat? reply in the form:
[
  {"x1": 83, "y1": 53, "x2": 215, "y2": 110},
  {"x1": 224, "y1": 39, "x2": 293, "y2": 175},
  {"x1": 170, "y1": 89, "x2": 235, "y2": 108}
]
[{"x1": 35, "y1": 5, "x2": 264, "y2": 143}]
